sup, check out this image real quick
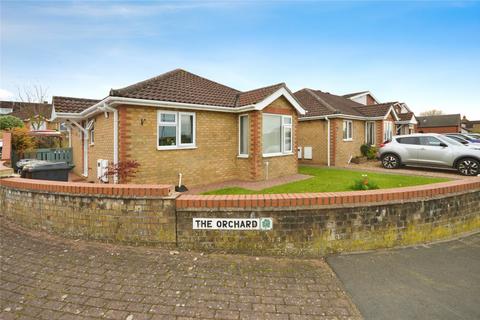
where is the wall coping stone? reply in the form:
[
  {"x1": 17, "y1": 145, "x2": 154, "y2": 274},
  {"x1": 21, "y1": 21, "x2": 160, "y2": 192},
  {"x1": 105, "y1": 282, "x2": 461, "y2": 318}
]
[
  {"x1": 176, "y1": 178, "x2": 480, "y2": 209},
  {"x1": 0, "y1": 177, "x2": 175, "y2": 198}
]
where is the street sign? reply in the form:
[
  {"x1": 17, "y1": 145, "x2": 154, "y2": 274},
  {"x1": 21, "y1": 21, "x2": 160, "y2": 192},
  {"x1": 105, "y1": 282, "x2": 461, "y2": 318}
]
[{"x1": 193, "y1": 218, "x2": 273, "y2": 231}]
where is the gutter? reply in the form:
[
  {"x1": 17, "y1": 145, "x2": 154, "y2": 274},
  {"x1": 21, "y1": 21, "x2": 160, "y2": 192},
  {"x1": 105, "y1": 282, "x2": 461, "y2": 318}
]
[
  {"x1": 54, "y1": 88, "x2": 306, "y2": 120},
  {"x1": 326, "y1": 116, "x2": 331, "y2": 167},
  {"x1": 299, "y1": 114, "x2": 386, "y2": 121}
]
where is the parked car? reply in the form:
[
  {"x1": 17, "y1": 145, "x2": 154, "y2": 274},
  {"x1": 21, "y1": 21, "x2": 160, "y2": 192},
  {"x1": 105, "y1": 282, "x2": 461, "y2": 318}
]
[
  {"x1": 379, "y1": 133, "x2": 480, "y2": 176},
  {"x1": 466, "y1": 133, "x2": 480, "y2": 140},
  {"x1": 445, "y1": 133, "x2": 480, "y2": 144},
  {"x1": 442, "y1": 134, "x2": 480, "y2": 149}
]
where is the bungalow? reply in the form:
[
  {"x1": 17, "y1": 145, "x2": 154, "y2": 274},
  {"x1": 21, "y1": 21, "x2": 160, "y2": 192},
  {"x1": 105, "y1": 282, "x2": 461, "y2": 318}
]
[
  {"x1": 0, "y1": 101, "x2": 56, "y2": 130},
  {"x1": 52, "y1": 69, "x2": 305, "y2": 186},
  {"x1": 295, "y1": 89, "x2": 400, "y2": 166},
  {"x1": 416, "y1": 114, "x2": 462, "y2": 134},
  {"x1": 344, "y1": 91, "x2": 417, "y2": 135}
]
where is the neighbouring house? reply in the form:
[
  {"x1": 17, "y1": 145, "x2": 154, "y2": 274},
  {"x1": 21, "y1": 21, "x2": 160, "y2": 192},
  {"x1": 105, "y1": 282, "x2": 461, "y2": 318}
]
[
  {"x1": 462, "y1": 116, "x2": 480, "y2": 133},
  {"x1": 343, "y1": 91, "x2": 380, "y2": 105},
  {"x1": 0, "y1": 101, "x2": 56, "y2": 130},
  {"x1": 416, "y1": 114, "x2": 462, "y2": 134},
  {"x1": 295, "y1": 89, "x2": 400, "y2": 166},
  {"x1": 344, "y1": 91, "x2": 417, "y2": 135},
  {"x1": 52, "y1": 69, "x2": 305, "y2": 186},
  {"x1": 392, "y1": 103, "x2": 417, "y2": 135}
]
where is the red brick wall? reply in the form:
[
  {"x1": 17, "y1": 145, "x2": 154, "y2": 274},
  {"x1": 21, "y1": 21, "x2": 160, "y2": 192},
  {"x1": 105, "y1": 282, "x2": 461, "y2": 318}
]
[{"x1": 417, "y1": 126, "x2": 460, "y2": 134}]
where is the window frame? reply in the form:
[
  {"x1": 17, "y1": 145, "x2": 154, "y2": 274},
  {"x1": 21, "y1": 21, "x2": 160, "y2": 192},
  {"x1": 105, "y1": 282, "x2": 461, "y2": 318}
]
[
  {"x1": 238, "y1": 114, "x2": 249, "y2": 158},
  {"x1": 90, "y1": 123, "x2": 95, "y2": 145},
  {"x1": 343, "y1": 120, "x2": 353, "y2": 141},
  {"x1": 262, "y1": 113, "x2": 294, "y2": 157},
  {"x1": 365, "y1": 121, "x2": 375, "y2": 145},
  {"x1": 157, "y1": 111, "x2": 196, "y2": 150}
]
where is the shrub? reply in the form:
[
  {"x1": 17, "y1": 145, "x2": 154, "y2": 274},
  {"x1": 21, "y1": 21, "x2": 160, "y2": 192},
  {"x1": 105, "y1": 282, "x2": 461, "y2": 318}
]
[
  {"x1": 360, "y1": 144, "x2": 370, "y2": 157},
  {"x1": 0, "y1": 115, "x2": 24, "y2": 130},
  {"x1": 9, "y1": 127, "x2": 37, "y2": 155},
  {"x1": 366, "y1": 146, "x2": 378, "y2": 160},
  {"x1": 351, "y1": 174, "x2": 379, "y2": 191},
  {"x1": 102, "y1": 160, "x2": 140, "y2": 183}
]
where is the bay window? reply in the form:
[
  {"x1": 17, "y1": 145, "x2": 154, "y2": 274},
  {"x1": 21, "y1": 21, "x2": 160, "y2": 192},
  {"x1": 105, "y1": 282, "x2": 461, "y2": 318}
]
[
  {"x1": 239, "y1": 115, "x2": 249, "y2": 157},
  {"x1": 262, "y1": 114, "x2": 293, "y2": 156},
  {"x1": 157, "y1": 111, "x2": 195, "y2": 149},
  {"x1": 383, "y1": 121, "x2": 393, "y2": 142}
]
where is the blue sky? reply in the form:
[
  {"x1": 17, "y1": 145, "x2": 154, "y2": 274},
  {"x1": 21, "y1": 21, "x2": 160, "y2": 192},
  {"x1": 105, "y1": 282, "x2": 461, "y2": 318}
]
[{"x1": 1, "y1": 0, "x2": 479, "y2": 118}]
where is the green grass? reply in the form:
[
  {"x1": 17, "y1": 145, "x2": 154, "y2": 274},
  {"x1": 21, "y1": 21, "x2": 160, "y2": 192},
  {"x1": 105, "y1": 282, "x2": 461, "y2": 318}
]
[{"x1": 202, "y1": 166, "x2": 450, "y2": 195}]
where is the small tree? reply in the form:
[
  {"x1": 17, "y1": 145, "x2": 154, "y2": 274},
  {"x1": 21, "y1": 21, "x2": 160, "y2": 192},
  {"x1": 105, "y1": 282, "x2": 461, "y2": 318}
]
[
  {"x1": 102, "y1": 160, "x2": 140, "y2": 183},
  {"x1": 9, "y1": 127, "x2": 37, "y2": 156},
  {"x1": 0, "y1": 115, "x2": 24, "y2": 130},
  {"x1": 420, "y1": 109, "x2": 444, "y2": 116},
  {"x1": 17, "y1": 84, "x2": 50, "y2": 130}
]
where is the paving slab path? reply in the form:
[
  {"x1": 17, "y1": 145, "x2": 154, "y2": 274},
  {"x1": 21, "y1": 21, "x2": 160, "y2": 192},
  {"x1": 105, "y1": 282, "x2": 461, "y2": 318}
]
[
  {"x1": 0, "y1": 218, "x2": 361, "y2": 320},
  {"x1": 327, "y1": 233, "x2": 480, "y2": 320}
]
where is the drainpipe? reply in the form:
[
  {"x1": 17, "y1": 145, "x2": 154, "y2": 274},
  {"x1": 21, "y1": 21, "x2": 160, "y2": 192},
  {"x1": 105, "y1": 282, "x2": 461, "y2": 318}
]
[
  {"x1": 326, "y1": 117, "x2": 331, "y2": 167},
  {"x1": 99, "y1": 104, "x2": 119, "y2": 184},
  {"x1": 68, "y1": 119, "x2": 89, "y2": 177}
]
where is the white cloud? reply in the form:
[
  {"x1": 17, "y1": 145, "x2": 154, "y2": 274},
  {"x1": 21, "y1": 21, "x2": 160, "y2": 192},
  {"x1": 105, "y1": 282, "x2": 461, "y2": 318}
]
[
  {"x1": 39, "y1": 1, "x2": 237, "y2": 18},
  {"x1": 0, "y1": 88, "x2": 14, "y2": 100}
]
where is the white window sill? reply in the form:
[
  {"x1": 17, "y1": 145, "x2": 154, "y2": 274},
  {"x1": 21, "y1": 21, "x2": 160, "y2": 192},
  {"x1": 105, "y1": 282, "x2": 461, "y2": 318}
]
[
  {"x1": 343, "y1": 139, "x2": 353, "y2": 142},
  {"x1": 263, "y1": 152, "x2": 294, "y2": 158},
  {"x1": 157, "y1": 145, "x2": 197, "y2": 151},
  {"x1": 237, "y1": 155, "x2": 249, "y2": 159}
]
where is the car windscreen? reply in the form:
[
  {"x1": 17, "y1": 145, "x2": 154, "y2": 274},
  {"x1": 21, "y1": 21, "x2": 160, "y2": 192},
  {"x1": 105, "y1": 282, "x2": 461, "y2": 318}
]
[{"x1": 439, "y1": 136, "x2": 464, "y2": 147}]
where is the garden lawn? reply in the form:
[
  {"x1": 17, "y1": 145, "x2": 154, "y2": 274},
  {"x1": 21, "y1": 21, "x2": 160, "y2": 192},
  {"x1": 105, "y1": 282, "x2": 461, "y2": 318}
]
[{"x1": 202, "y1": 166, "x2": 450, "y2": 195}]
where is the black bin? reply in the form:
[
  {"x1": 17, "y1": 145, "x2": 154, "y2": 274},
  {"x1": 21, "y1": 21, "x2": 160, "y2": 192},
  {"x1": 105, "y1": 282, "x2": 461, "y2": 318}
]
[{"x1": 22, "y1": 162, "x2": 74, "y2": 182}]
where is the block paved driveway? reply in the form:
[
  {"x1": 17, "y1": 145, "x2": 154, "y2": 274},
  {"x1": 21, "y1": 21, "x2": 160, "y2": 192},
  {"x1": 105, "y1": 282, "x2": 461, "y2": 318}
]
[
  {"x1": 328, "y1": 233, "x2": 480, "y2": 320},
  {"x1": 0, "y1": 218, "x2": 361, "y2": 320}
]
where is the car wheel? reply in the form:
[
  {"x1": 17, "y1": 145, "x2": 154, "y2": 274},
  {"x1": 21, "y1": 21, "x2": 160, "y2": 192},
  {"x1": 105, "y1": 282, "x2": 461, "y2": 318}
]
[
  {"x1": 381, "y1": 154, "x2": 400, "y2": 169},
  {"x1": 457, "y1": 158, "x2": 480, "y2": 176}
]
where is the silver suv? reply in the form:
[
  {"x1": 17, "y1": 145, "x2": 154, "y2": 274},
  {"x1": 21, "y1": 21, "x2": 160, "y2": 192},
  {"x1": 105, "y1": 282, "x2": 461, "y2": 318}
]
[{"x1": 379, "y1": 133, "x2": 480, "y2": 176}]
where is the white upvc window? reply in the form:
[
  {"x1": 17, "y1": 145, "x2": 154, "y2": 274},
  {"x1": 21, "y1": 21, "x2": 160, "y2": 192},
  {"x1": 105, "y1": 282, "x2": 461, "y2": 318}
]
[
  {"x1": 90, "y1": 123, "x2": 95, "y2": 145},
  {"x1": 365, "y1": 121, "x2": 375, "y2": 145},
  {"x1": 343, "y1": 120, "x2": 353, "y2": 141},
  {"x1": 157, "y1": 111, "x2": 196, "y2": 150},
  {"x1": 383, "y1": 121, "x2": 393, "y2": 142},
  {"x1": 262, "y1": 114, "x2": 293, "y2": 157},
  {"x1": 238, "y1": 114, "x2": 249, "y2": 157}
]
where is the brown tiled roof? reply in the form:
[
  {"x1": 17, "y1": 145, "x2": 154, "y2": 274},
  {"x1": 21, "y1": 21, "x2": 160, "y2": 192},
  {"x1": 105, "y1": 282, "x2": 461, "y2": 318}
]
[
  {"x1": 342, "y1": 91, "x2": 369, "y2": 98},
  {"x1": 417, "y1": 114, "x2": 461, "y2": 128},
  {"x1": 397, "y1": 112, "x2": 415, "y2": 121},
  {"x1": 295, "y1": 90, "x2": 398, "y2": 119},
  {"x1": 294, "y1": 89, "x2": 365, "y2": 117},
  {"x1": 110, "y1": 69, "x2": 291, "y2": 108},
  {"x1": 110, "y1": 69, "x2": 240, "y2": 107},
  {"x1": 53, "y1": 96, "x2": 101, "y2": 113},
  {"x1": 355, "y1": 102, "x2": 397, "y2": 118},
  {"x1": 236, "y1": 83, "x2": 285, "y2": 107},
  {"x1": 0, "y1": 101, "x2": 53, "y2": 120}
]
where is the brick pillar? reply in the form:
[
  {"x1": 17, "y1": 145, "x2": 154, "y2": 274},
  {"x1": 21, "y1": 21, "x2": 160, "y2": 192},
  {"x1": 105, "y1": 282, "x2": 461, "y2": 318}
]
[
  {"x1": 249, "y1": 111, "x2": 262, "y2": 181},
  {"x1": 330, "y1": 119, "x2": 337, "y2": 166},
  {"x1": 117, "y1": 105, "x2": 132, "y2": 183},
  {"x1": 376, "y1": 120, "x2": 384, "y2": 146}
]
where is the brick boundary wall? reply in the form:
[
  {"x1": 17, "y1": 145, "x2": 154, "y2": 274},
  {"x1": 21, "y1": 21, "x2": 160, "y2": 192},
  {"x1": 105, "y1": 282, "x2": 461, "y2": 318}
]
[
  {"x1": 0, "y1": 177, "x2": 173, "y2": 197},
  {"x1": 1, "y1": 177, "x2": 479, "y2": 256},
  {"x1": 0, "y1": 178, "x2": 177, "y2": 244}
]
